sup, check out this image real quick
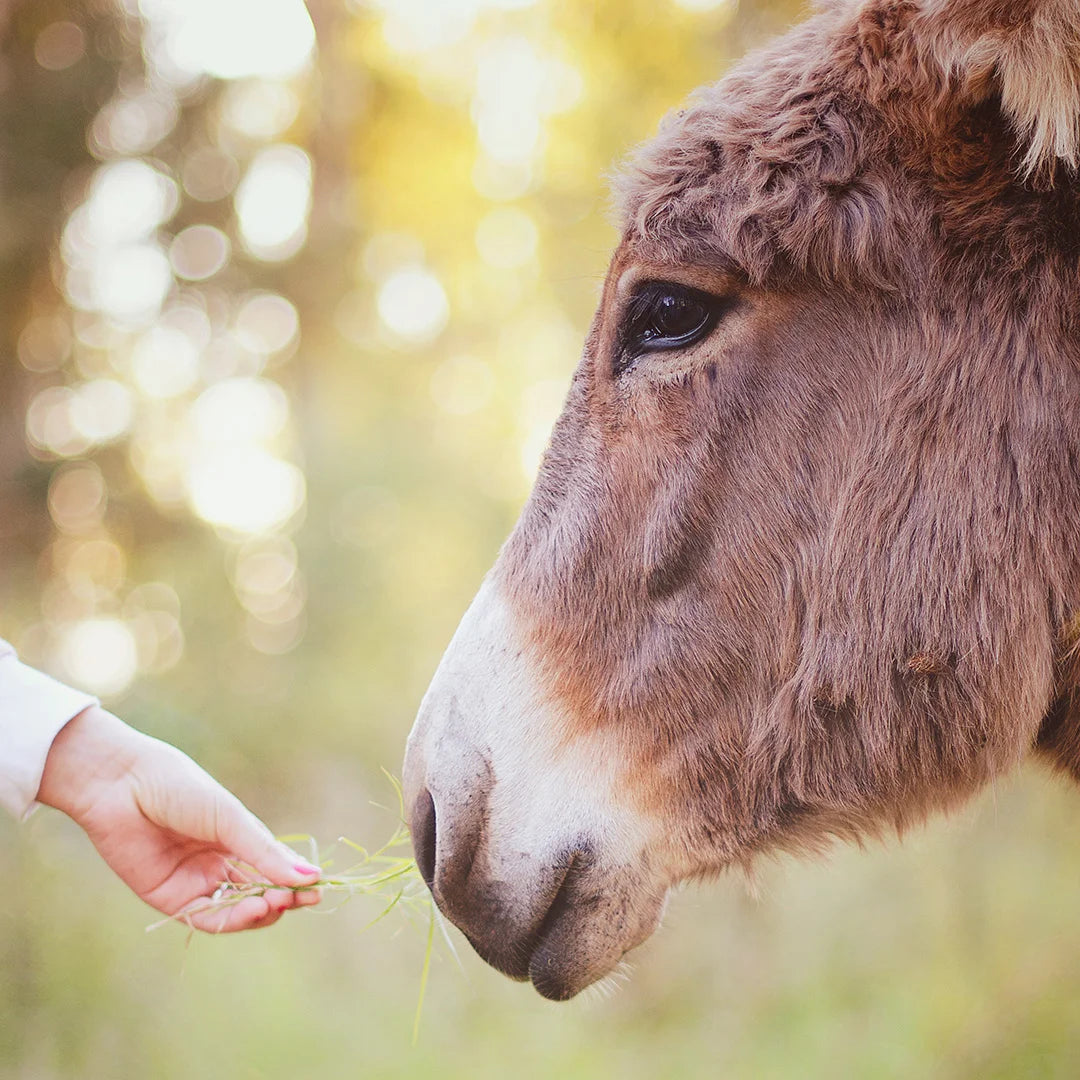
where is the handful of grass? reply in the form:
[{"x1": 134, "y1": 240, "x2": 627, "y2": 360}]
[{"x1": 148, "y1": 778, "x2": 443, "y2": 1041}]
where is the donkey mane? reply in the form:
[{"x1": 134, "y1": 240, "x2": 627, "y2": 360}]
[{"x1": 616, "y1": 0, "x2": 1080, "y2": 291}]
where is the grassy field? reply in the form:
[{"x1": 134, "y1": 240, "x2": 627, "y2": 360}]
[{"x1": 4, "y1": 764, "x2": 1080, "y2": 1079}]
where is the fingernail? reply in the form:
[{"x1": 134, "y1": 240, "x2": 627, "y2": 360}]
[
  {"x1": 296, "y1": 889, "x2": 321, "y2": 906},
  {"x1": 293, "y1": 862, "x2": 321, "y2": 878}
]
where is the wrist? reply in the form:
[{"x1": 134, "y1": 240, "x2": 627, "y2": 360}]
[{"x1": 37, "y1": 705, "x2": 144, "y2": 821}]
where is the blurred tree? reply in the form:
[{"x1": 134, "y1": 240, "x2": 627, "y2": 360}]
[{"x1": 0, "y1": 0, "x2": 128, "y2": 551}]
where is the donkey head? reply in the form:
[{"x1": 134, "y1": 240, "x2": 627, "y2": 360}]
[{"x1": 404, "y1": 0, "x2": 1080, "y2": 999}]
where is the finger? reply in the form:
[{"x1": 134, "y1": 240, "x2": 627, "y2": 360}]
[
  {"x1": 201, "y1": 865, "x2": 315, "y2": 913},
  {"x1": 212, "y1": 793, "x2": 322, "y2": 888},
  {"x1": 181, "y1": 891, "x2": 299, "y2": 933},
  {"x1": 182, "y1": 893, "x2": 274, "y2": 933}
]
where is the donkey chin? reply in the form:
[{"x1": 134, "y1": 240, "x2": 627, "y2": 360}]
[{"x1": 403, "y1": 578, "x2": 670, "y2": 1001}]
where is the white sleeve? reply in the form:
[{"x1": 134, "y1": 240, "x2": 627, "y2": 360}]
[{"x1": 0, "y1": 641, "x2": 98, "y2": 820}]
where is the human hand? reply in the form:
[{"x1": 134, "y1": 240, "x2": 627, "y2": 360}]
[{"x1": 37, "y1": 706, "x2": 321, "y2": 931}]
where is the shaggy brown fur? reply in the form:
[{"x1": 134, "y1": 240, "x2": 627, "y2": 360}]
[{"x1": 496, "y1": 0, "x2": 1080, "y2": 877}]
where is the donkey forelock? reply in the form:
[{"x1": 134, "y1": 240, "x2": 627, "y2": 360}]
[
  {"x1": 406, "y1": 0, "x2": 1080, "y2": 999},
  {"x1": 616, "y1": 0, "x2": 1080, "y2": 290}
]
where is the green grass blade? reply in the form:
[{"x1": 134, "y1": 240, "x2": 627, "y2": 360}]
[{"x1": 412, "y1": 907, "x2": 436, "y2": 1046}]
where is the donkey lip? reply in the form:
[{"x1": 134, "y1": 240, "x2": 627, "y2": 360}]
[
  {"x1": 526, "y1": 921, "x2": 595, "y2": 1001},
  {"x1": 453, "y1": 849, "x2": 588, "y2": 989}
]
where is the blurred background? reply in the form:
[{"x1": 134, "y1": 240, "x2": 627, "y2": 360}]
[{"x1": 1, "y1": 0, "x2": 1079, "y2": 1076}]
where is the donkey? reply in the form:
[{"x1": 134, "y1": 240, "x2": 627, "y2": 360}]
[{"x1": 403, "y1": 0, "x2": 1080, "y2": 1000}]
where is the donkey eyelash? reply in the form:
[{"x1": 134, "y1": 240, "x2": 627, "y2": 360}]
[{"x1": 615, "y1": 282, "x2": 730, "y2": 376}]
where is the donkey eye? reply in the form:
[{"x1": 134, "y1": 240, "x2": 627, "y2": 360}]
[{"x1": 617, "y1": 282, "x2": 725, "y2": 374}]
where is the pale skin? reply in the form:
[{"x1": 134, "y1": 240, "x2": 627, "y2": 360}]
[{"x1": 37, "y1": 705, "x2": 322, "y2": 932}]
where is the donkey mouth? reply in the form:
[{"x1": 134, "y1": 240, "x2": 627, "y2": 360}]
[
  {"x1": 412, "y1": 786, "x2": 663, "y2": 998},
  {"x1": 458, "y1": 849, "x2": 602, "y2": 1001},
  {"x1": 438, "y1": 851, "x2": 666, "y2": 1000}
]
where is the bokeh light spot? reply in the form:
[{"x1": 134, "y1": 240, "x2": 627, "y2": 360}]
[
  {"x1": 221, "y1": 80, "x2": 301, "y2": 139},
  {"x1": 26, "y1": 387, "x2": 91, "y2": 459},
  {"x1": 34, "y1": 21, "x2": 85, "y2": 71},
  {"x1": 234, "y1": 293, "x2": 300, "y2": 355},
  {"x1": 235, "y1": 145, "x2": 312, "y2": 261},
  {"x1": 141, "y1": 0, "x2": 316, "y2": 80},
  {"x1": 77, "y1": 160, "x2": 179, "y2": 246},
  {"x1": 90, "y1": 88, "x2": 180, "y2": 157},
  {"x1": 48, "y1": 462, "x2": 107, "y2": 534},
  {"x1": 170, "y1": 225, "x2": 231, "y2": 281},
  {"x1": 70, "y1": 380, "x2": 135, "y2": 443},
  {"x1": 88, "y1": 244, "x2": 174, "y2": 324},
  {"x1": 60, "y1": 618, "x2": 139, "y2": 697},
  {"x1": 182, "y1": 147, "x2": 240, "y2": 203},
  {"x1": 376, "y1": 267, "x2": 449, "y2": 344},
  {"x1": 63, "y1": 539, "x2": 127, "y2": 593},
  {"x1": 187, "y1": 448, "x2": 305, "y2": 534},
  {"x1": 17, "y1": 317, "x2": 71, "y2": 373},
  {"x1": 131, "y1": 326, "x2": 200, "y2": 398},
  {"x1": 190, "y1": 377, "x2": 289, "y2": 445},
  {"x1": 233, "y1": 537, "x2": 298, "y2": 604}
]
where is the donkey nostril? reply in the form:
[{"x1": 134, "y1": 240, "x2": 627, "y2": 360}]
[{"x1": 411, "y1": 788, "x2": 437, "y2": 889}]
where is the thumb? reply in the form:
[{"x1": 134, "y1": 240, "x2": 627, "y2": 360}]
[{"x1": 214, "y1": 793, "x2": 321, "y2": 887}]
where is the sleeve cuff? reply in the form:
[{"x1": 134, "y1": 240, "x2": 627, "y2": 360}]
[{"x1": 0, "y1": 648, "x2": 98, "y2": 820}]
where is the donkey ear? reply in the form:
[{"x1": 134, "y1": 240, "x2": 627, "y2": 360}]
[{"x1": 919, "y1": 0, "x2": 1080, "y2": 179}]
